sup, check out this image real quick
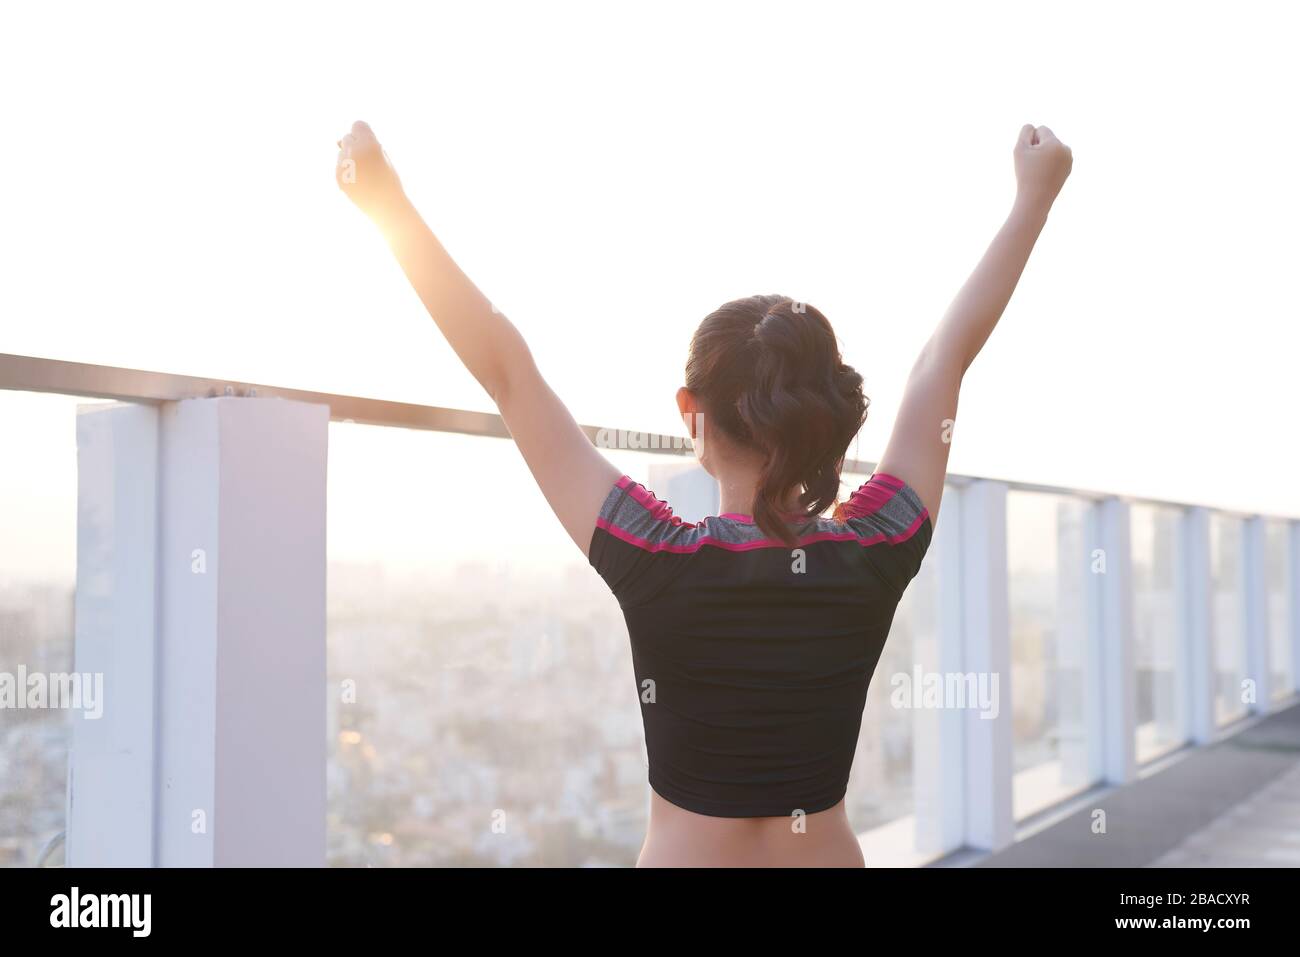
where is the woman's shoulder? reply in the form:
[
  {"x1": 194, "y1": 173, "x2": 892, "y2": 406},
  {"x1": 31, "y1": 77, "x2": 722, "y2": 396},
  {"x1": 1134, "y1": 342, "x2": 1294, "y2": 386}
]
[
  {"x1": 837, "y1": 473, "x2": 931, "y2": 546},
  {"x1": 595, "y1": 473, "x2": 929, "y2": 554}
]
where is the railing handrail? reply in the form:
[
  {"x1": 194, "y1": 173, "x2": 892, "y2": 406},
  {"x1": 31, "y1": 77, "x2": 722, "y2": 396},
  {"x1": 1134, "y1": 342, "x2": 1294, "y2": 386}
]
[{"x1": 0, "y1": 352, "x2": 1289, "y2": 521}]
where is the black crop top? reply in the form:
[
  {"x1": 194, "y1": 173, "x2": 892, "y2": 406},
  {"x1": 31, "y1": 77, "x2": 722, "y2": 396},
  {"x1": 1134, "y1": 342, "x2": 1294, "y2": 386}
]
[{"x1": 588, "y1": 472, "x2": 933, "y2": 818}]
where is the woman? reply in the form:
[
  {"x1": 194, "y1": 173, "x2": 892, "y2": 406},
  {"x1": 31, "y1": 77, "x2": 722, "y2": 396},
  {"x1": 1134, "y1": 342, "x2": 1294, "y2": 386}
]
[{"x1": 335, "y1": 121, "x2": 1071, "y2": 867}]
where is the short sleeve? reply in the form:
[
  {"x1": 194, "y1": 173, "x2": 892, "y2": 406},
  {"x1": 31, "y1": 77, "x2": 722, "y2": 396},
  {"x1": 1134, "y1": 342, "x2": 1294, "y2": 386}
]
[
  {"x1": 840, "y1": 473, "x2": 933, "y2": 597},
  {"x1": 588, "y1": 475, "x2": 696, "y2": 606}
]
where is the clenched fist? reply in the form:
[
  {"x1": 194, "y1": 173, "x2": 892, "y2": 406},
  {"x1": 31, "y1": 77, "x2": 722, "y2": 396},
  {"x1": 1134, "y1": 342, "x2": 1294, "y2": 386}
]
[
  {"x1": 1014, "y1": 124, "x2": 1072, "y2": 209},
  {"x1": 336, "y1": 120, "x2": 408, "y2": 222}
]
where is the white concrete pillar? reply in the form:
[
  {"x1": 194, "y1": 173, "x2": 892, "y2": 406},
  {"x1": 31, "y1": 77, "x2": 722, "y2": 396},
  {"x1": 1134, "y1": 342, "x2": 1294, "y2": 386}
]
[
  {"x1": 1096, "y1": 498, "x2": 1137, "y2": 783},
  {"x1": 912, "y1": 489, "x2": 966, "y2": 857},
  {"x1": 1290, "y1": 522, "x2": 1300, "y2": 696},
  {"x1": 69, "y1": 397, "x2": 329, "y2": 867},
  {"x1": 1242, "y1": 516, "x2": 1272, "y2": 711},
  {"x1": 958, "y1": 480, "x2": 1013, "y2": 851},
  {"x1": 1181, "y1": 508, "x2": 1216, "y2": 744},
  {"x1": 68, "y1": 403, "x2": 160, "y2": 866},
  {"x1": 1057, "y1": 500, "x2": 1097, "y2": 787}
]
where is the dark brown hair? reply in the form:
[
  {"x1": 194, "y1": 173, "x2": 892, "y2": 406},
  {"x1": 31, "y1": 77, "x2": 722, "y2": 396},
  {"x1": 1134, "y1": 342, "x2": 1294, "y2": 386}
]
[{"x1": 684, "y1": 295, "x2": 868, "y2": 544}]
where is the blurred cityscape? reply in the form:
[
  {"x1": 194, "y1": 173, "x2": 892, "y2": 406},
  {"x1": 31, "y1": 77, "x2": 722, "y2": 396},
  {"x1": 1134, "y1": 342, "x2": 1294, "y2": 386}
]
[
  {"x1": 0, "y1": 557, "x2": 925, "y2": 868},
  {"x1": 0, "y1": 582, "x2": 73, "y2": 868}
]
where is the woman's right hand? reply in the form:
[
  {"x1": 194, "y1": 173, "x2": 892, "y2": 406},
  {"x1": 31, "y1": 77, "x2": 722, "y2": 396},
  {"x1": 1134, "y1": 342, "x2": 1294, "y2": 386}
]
[
  {"x1": 1013, "y1": 124, "x2": 1072, "y2": 209},
  {"x1": 336, "y1": 120, "x2": 409, "y2": 224}
]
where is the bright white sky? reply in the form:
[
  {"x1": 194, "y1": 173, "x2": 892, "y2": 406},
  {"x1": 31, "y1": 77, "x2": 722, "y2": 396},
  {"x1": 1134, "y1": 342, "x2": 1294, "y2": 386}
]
[{"x1": 2, "y1": 0, "x2": 1298, "y2": 579}]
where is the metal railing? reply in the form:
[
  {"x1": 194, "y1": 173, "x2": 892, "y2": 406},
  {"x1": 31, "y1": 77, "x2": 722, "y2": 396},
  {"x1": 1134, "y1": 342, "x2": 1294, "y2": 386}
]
[{"x1": 1, "y1": 352, "x2": 1291, "y2": 521}]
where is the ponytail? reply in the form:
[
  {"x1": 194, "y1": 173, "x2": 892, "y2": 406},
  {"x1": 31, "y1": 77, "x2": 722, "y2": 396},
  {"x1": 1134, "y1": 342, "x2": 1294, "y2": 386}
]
[{"x1": 684, "y1": 296, "x2": 868, "y2": 545}]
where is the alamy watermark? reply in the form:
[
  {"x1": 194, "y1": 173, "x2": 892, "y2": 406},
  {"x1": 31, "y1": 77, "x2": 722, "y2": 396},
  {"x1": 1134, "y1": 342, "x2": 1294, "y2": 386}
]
[
  {"x1": 595, "y1": 413, "x2": 703, "y2": 452},
  {"x1": 50, "y1": 887, "x2": 150, "y2": 937},
  {"x1": 889, "y1": 667, "x2": 1000, "y2": 719},
  {"x1": 0, "y1": 666, "x2": 104, "y2": 720},
  {"x1": 595, "y1": 428, "x2": 697, "y2": 452}
]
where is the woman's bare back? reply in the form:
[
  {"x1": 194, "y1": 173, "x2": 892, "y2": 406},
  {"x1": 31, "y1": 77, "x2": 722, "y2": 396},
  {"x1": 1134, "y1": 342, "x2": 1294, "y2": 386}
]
[{"x1": 637, "y1": 793, "x2": 865, "y2": 868}]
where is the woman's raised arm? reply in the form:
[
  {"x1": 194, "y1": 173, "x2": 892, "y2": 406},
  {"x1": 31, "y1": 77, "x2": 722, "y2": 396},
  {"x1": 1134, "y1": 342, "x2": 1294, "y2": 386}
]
[
  {"x1": 336, "y1": 121, "x2": 621, "y2": 556},
  {"x1": 876, "y1": 124, "x2": 1072, "y2": 523}
]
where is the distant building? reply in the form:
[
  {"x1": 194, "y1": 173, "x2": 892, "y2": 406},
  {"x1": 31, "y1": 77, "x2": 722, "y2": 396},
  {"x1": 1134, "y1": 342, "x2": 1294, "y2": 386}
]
[{"x1": 646, "y1": 463, "x2": 718, "y2": 523}]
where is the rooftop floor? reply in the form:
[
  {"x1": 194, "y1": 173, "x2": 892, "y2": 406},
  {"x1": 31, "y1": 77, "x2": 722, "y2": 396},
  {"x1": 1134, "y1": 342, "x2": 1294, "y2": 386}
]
[{"x1": 977, "y1": 701, "x2": 1300, "y2": 868}]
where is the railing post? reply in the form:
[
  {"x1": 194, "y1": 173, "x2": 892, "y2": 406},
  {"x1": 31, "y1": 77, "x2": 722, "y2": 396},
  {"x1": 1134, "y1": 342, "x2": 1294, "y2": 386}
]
[
  {"x1": 68, "y1": 403, "x2": 160, "y2": 866},
  {"x1": 1181, "y1": 508, "x2": 1216, "y2": 744},
  {"x1": 70, "y1": 397, "x2": 328, "y2": 866},
  {"x1": 1060, "y1": 500, "x2": 1100, "y2": 788},
  {"x1": 912, "y1": 490, "x2": 966, "y2": 857},
  {"x1": 1096, "y1": 498, "x2": 1137, "y2": 783},
  {"x1": 1290, "y1": 521, "x2": 1300, "y2": 696},
  {"x1": 958, "y1": 480, "x2": 1013, "y2": 851},
  {"x1": 1242, "y1": 516, "x2": 1272, "y2": 711}
]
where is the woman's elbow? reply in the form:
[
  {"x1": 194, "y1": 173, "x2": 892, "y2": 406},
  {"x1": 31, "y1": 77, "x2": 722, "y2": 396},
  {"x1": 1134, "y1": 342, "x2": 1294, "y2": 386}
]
[{"x1": 483, "y1": 339, "x2": 539, "y2": 407}]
